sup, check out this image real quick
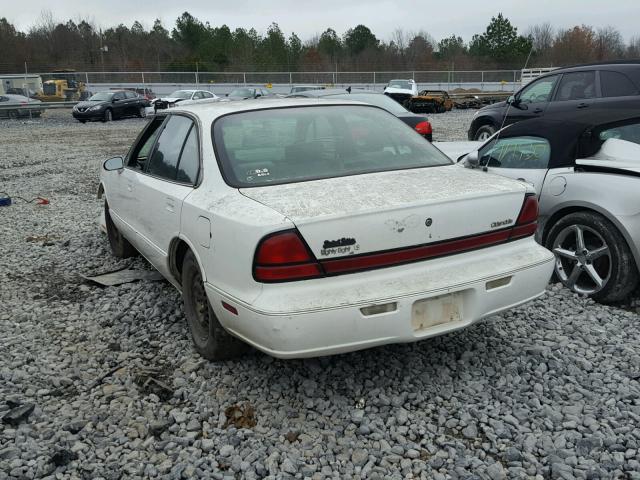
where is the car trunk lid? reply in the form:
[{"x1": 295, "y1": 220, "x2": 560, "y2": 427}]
[{"x1": 240, "y1": 165, "x2": 528, "y2": 262}]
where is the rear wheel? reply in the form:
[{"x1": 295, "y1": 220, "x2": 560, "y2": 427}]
[
  {"x1": 138, "y1": 106, "x2": 146, "y2": 118},
  {"x1": 474, "y1": 124, "x2": 496, "y2": 141},
  {"x1": 182, "y1": 251, "x2": 247, "y2": 361},
  {"x1": 8, "y1": 110, "x2": 18, "y2": 120},
  {"x1": 546, "y1": 211, "x2": 638, "y2": 303},
  {"x1": 105, "y1": 201, "x2": 137, "y2": 258},
  {"x1": 102, "y1": 109, "x2": 113, "y2": 123}
]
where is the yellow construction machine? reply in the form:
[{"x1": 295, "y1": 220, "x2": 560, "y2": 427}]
[{"x1": 37, "y1": 70, "x2": 89, "y2": 102}]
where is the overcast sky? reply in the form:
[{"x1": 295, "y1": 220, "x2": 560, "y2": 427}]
[{"x1": 4, "y1": 0, "x2": 639, "y2": 43}]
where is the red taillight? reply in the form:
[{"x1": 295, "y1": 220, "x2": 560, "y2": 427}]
[
  {"x1": 254, "y1": 230, "x2": 322, "y2": 282},
  {"x1": 415, "y1": 121, "x2": 432, "y2": 136},
  {"x1": 511, "y1": 194, "x2": 538, "y2": 239}
]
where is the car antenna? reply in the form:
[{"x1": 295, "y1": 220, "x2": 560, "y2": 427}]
[{"x1": 483, "y1": 45, "x2": 535, "y2": 172}]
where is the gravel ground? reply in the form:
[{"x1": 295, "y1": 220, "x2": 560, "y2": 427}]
[{"x1": 1, "y1": 109, "x2": 640, "y2": 480}]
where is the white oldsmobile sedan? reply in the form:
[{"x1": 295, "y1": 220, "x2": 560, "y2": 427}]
[{"x1": 99, "y1": 99, "x2": 554, "y2": 360}]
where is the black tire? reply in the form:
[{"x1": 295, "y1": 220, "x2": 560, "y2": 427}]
[
  {"x1": 105, "y1": 201, "x2": 137, "y2": 258},
  {"x1": 546, "y1": 211, "x2": 638, "y2": 303},
  {"x1": 474, "y1": 124, "x2": 497, "y2": 141},
  {"x1": 78, "y1": 120, "x2": 86, "y2": 124},
  {"x1": 181, "y1": 251, "x2": 247, "y2": 360},
  {"x1": 138, "y1": 106, "x2": 147, "y2": 118},
  {"x1": 102, "y1": 108, "x2": 113, "y2": 123},
  {"x1": 8, "y1": 110, "x2": 18, "y2": 120},
  {"x1": 436, "y1": 104, "x2": 446, "y2": 114}
]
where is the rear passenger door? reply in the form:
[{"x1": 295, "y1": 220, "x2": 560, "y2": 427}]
[
  {"x1": 546, "y1": 71, "x2": 597, "y2": 115},
  {"x1": 131, "y1": 114, "x2": 201, "y2": 274},
  {"x1": 593, "y1": 70, "x2": 640, "y2": 112}
]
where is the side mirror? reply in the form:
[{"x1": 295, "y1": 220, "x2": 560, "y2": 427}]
[
  {"x1": 507, "y1": 95, "x2": 517, "y2": 105},
  {"x1": 103, "y1": 156, "x2": 124, "y2": 171},
  {"x1": 255, "y1": 93, "x2": 262, "y2": 98},
  {"x1": 463, "y1": 151, "x2": 480, "y2": 168}
]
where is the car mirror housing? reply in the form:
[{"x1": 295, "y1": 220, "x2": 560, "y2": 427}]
[
  {"x1": 463, "y1": 151, "x2": 480, "y2": 168},
  {"x1": 103, "y1": 156, "x2": 124, "y2": 171}
]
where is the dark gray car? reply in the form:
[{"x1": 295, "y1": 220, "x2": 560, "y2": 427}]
[{"x1": 468, "y1": 61, "x2": 640, "y2": 140}]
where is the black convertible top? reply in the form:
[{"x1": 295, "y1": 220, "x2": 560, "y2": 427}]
[{"x1": 497, "y1": 105, "x2": 640, "y2": 168}]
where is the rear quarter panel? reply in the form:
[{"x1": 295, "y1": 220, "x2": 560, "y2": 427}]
[{"x1": 540, "y1": 169, "x2": 640, "y2": 271}]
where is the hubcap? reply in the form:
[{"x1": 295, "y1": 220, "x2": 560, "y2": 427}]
[
  {"x1": 190, "y1": 271, "x2": 210, "y2": 342},
  {"x1": 477, "y1": 131, "x2": 491, "y2": 140},
  {"x1": 552, "y1": 224, "x2": 612, "y2": 295}
]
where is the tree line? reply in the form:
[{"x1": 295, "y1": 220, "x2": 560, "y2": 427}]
[{"x1": 0, "y1": 11, "x2": 638, "y2": 74}]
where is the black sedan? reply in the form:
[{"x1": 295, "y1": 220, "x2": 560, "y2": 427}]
[
  {"x1": 290, "y1": 88, "x2": 433, "y2": 141},
  {"x1": 72, "y1": 90, "x2": 150, "y2": 123}
]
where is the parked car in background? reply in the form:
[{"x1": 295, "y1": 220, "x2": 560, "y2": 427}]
[
  {"x1": 468, "y1": 61, "x2": 640, "y2": 140},
  {"x1": 127, "y1": 87, "x2": 156, "y2": 101},
  {"x1": 290, "y1": 88, "x2": 433, "y2": 141},
  {"x1": 384, "y1": 79, "x2": 418, "y2": 105},
  {"x1": 150, "y1": 89, "x2": 219, "y2": 115},
  {"x1": 405, "y1": 90, "x2": 454, "y2": 114},
  {"x1": 290, "y1": 85, "x2": 326, "y2": 94},
  {"x1": 224, "y1": 87, "x2": 274, "y2": 100},
  {"x1": 0, "y1": 94, "x2": 43, "y2": 118},
  {"x1": 98, "y1": 98, "x2": 553, "y2": 360},
  {"x1": 5, "y1": 87, "x2": 39, "y2": 99},
  {"x1": 440, "y1": 109, "x2": 640, "y2": 303},
  {"x1": 72, "y1": 90, "x2": 150, "y2": 123}
]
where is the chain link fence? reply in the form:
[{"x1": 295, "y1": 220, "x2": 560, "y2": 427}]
[{"x1": 18, "y1": 70, "x2": 523, "y2": 96}]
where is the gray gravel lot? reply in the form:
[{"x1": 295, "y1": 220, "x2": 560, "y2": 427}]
[{"x1": 1, "y1": 109, "x2": 640, "y2": 480}]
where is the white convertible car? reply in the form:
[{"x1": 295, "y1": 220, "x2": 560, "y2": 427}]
[{"x1": 98, "y1": 98, "x2": 554, "y2": 360}]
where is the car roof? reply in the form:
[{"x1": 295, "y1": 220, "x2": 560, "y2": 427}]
[
  {"x1": 497, "y1": 104, "x2": 640, "y2": 167},
  {"x1": 291, "y1": 88, "x2": 379, "y2": 98},
  {"x1": 170, "y1": 97, "x2": 371, "y2": 122}
]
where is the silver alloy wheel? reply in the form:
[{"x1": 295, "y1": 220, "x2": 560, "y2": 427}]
[
  {"x1": 105, "y1": 109, "x2": 112, "y2": 122},
  {"x1": 552, "y1": 224, "x2": 612, "y2": 295},
  {"x1": 477, "y1": 131, "x2": 491, "y2": 140},
  {"x1": 139, "y1": 106, "x2": 146, "y2": 118}
]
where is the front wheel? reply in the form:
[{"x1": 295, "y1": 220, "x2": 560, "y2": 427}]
[
  {"x1": 8, "y1": 110, "x2": 18, "y2": 120},
  {"x1": 138, "y1": 106, "x2": 146, "y2": 118},
  {"x1": 474, "y1": 125, "x2": 496, "y2": 141},
  {"x1": 102, "y1": 109, "x2": 113, "y2": 122},
  {"x1": 182, "y1": 251, "x2": 247, "y2": 360},
  {"x1": 546, "y1": 212, "x2": 638, "y2": 303}
]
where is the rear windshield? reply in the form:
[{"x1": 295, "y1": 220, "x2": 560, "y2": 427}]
[
  {"x1": 212, "y1": 105, "x2": 451, "y2": 187},
  {"x1": 388, "y1": 80, "x2": 413, "y2": 89},
  {"x1": 169, "y1": 90, "x2": 192, "y2": 99}
]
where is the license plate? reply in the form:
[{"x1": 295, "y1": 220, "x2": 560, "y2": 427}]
[{"x1": 411, "y1": 292, "x2": 463, "y2": 332}]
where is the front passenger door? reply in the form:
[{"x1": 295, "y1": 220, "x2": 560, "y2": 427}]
[
  {"x1": 478, "y1": 136, "x2": 551, "y2": 194},
  {"x1": 507, "y1": 75, "x2": 559, "y2": 124}
]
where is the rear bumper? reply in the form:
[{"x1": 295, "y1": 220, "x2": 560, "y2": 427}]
[{"x1": 205, "y1": 238, "x2": 554, "y2": 358}]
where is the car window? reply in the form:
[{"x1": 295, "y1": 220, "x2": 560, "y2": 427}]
[
  {"x1": 125, "y1": 91, "x2": 136, "y2": 99},
  {"x1": 113, "y1": 92, "x2": 125, "y2": 101},
  {"x1": 213, "y1": 105, "x2": 452, "y2": 187},
  {"x1": 193, "y1": 91, "x2": 203, "y2": 100},
  {"x1": 600, "y1": 71, "x2": 639, "y2": 98},
  {"x1": 599, "y1": 121, "x2": 640, "y2": 145},
  {"x1": 555, "y1": 71, "x2": 596, "y2": 101},
  {"x1": 127, "y1": 116, "x2": 165, "y2": 171},
  {"x1": 479, "y1": 136, "x2": 551, "y2": 169},
  {"x1": 0, "y1": 96, "x2": 7, "y2": 102},
  {"x1": 202, "y1": 92, "x2": 213, "y2": 98},
  {"x1": 518, "y1": 75, "x2": 559, "y2": 103},
  {"x1": 176, "y1": 126, "x2": 199, "y2": 184},
  {"x1": 147, "y1": 115, "x2": 194, "y2": 180}
]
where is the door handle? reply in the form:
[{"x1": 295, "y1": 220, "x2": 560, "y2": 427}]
[
  {"x1": 533, "y1": 108, "x2": 543, "y2": 114},
  {"x1": 577, "y1": 103, "x2": 589, "y2": 109},
  {"x1": 165, "y1": 198, "x2": 175, "y2": 212}
]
